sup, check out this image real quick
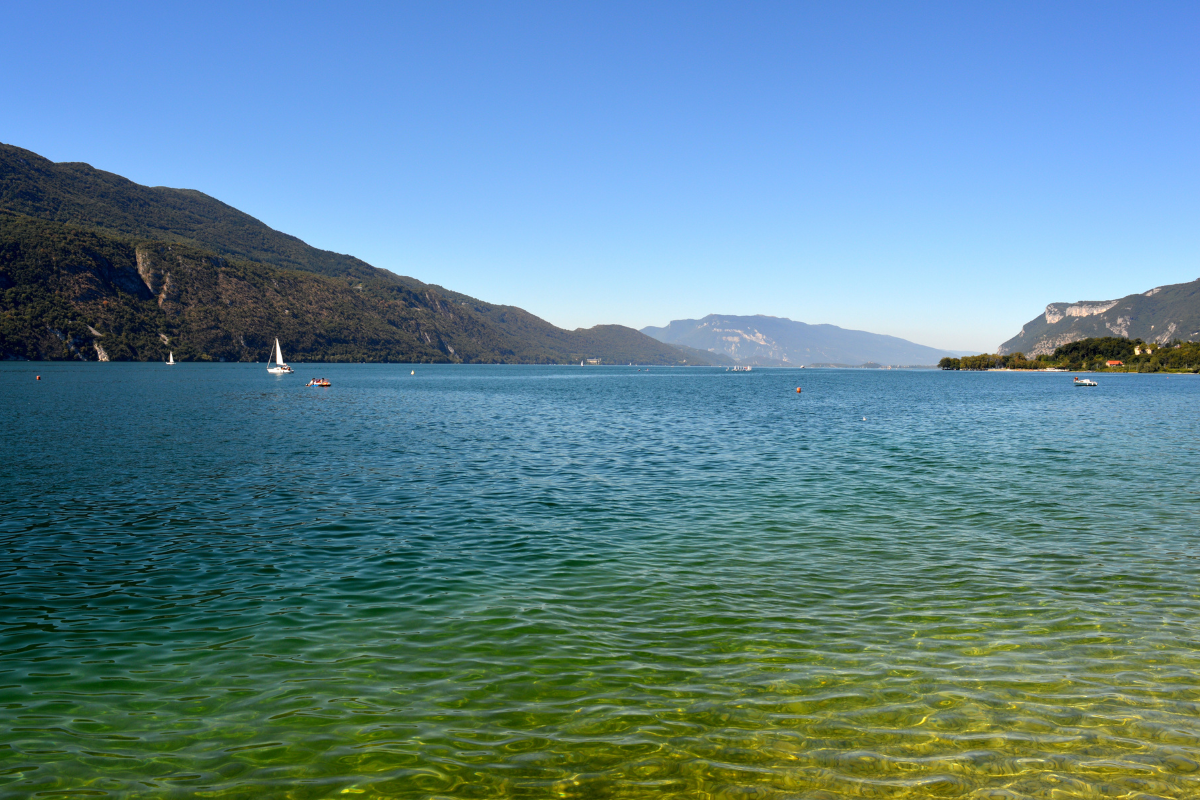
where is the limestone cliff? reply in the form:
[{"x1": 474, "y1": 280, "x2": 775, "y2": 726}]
[{"x1": 998, "y1": 279, "x2": 1200, "y2": 355}]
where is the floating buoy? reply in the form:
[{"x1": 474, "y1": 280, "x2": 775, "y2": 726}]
[
  {"x1": 795, "y1": 387, "x2": 802, "y2": 393},
  {"x1": 36, "y1": 375, "x2": 41, "y2": 380},
  {"x1": 862, "y1": 417, "x2": 866, "y2": 421}
]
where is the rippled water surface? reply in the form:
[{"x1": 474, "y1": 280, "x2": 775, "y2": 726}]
[{"x1": 2, "y1": 363, "x2": 1200, "y2": 799}]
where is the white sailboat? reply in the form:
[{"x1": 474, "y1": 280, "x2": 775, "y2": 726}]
[
  {"x1": 267, "y1": 338, "x2": 294, "y2": 374},
  {"x1": 166, "y1": 351, "x2": 175, "y2": 365}
]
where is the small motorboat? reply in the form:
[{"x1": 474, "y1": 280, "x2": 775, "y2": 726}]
[
  {"x1": 1073, "y1": 377, "x2": 1098, "y2": 386},
  {"x1": 307, "y1": 378, "x2": 331, "y2": 387}
]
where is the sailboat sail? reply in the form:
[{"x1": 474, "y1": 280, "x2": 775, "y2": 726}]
[{"x1": 267, "y1": 338, "x2": 293, "y2": 373}]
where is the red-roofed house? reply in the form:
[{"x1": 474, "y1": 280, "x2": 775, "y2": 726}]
[{"x1": 1106, "y1": 360, "x2": 1123, "y2": 366}]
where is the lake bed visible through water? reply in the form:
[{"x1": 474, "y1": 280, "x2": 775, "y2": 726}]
[{"x1": 2, "y1": 364, "x2": 1199, "y2": 799}]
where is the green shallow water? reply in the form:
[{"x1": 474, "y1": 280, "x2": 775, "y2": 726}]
[{"x1": 2, "y1": 363, "x2": 1199, "y2": 799}]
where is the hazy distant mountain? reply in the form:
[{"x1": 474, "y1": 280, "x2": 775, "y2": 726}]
[
  {"x1": 670, "y1": 344, "x2": 739, "y2": 366},
  {"x1": 0, "y1": 142, "x2": 707, "y2": 364},
  {"x1": 641, "y1": 314, "x2": 963, "y2": 366},
  {"x1": 998, "y1": 278, "x2": 1200, "y2": 356}
]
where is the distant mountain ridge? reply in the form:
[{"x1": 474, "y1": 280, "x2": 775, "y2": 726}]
[
  {"x1": 641, "y1": 314, "x2": 963, "y2": 366},
  {"x1": 0, "y1": 142, "x2": 708, "y2": 364},
  {"x1": 998, "y1": 278, "x2": 1200, "y2": 356}
]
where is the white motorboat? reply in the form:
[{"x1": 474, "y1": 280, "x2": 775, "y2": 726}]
[
  {"x1": 267, "y1": 338, "x2": 294, "y2": 374},
  {"x1": 1073, "y1": 377, "x2": 1097, "y2": 386}
]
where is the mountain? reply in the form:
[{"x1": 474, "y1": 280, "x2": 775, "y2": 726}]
[
  {"x1": 0, "y1": 143, "x2": 708, "y2": 364},
  {"x1": 641, "y1": 314, "x2": 961, "y2": 366},
  {"x1": 0, "y1": 142, "x2": 380, "y2": 281},
  {"x1": 671, "y1": 344, "x2": 739, "y2": 366},
  {"x1": 998, "y1": 278, "x2": 1200, "y2": 356}
]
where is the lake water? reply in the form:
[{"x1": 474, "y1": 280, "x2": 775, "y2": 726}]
[{"x1": 2, "y1": 363, "x2": 1199, "y2": 799}]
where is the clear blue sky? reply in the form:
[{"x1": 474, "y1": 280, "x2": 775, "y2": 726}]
[{"x1": 5, "y1": 1, "x2": 1197, "y2": 351}]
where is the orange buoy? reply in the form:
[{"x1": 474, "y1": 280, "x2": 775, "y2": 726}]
[
  {"x1": 36, "y1": 375, "x2": 41, "y2": 380},
  {"x1": 795, "y1": 387, "x2": 802, "y2": 393}
]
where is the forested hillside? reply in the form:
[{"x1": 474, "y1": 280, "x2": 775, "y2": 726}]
[
  {"x1": 0, "y1": 144, "x2": 706, "y2": 364},
  {"x1": 0, "y1": 143, "x2": 380, "y2": 281}
]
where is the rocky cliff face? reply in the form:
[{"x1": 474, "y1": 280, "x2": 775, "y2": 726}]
[
  {"x1": 998, "y1": 279, "x2": 1200, "y2": 355},
  {"x1": 1042, "y1": 300, "x2": 1120, "y2": 325}
]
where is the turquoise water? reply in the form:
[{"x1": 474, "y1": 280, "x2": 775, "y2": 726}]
[{"x1": 2, "y1": 363, "x2": 1199, "y2": 799}]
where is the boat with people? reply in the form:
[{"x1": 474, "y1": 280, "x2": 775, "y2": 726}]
[
  {"x1": 267, "y1": 338, "x2": 294, "y2": 374},
  {"x1": 1074, "y1": 377, "x2": 1098, "y2": 386},
  {"x1": 307, "y1": 378, "x2": 331, "y2": 387}
]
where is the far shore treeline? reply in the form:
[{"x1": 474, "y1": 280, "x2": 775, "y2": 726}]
[{"x1": 940, "y1": 337, "x2": 1200, "y2": 373}]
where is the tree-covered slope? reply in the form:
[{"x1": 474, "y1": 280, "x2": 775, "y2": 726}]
[
  {"x1": 0, "y1": 211, "x2": 475, "y2": 362},
  {"x1": 0, "y1": 212, "x2": 706, "y2": 364},
  {"x1": 998, "y1": 278, "x2": 1200, "y2": 356},
  {"x1": 0, "y1": 142, "x2": 385, "y2": 282},
  {"x1": 0, "y1": 143, "x2": 707, "y2": 364}
]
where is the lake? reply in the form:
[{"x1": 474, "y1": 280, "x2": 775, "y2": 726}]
[{"x1": 2, "y1": 363, "x2": 1199, "y2": 799}]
